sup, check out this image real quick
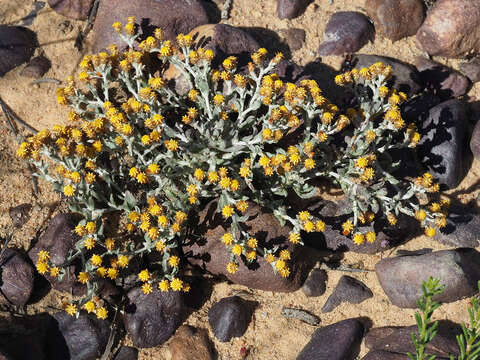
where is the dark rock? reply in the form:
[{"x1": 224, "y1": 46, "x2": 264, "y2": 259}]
[
  {"x1": 416, "y1": 0, "x2": 480, "y2": 57},
  {"x1": 435, "y1": 202, "x2": 480, "y2": 247},
  {"x1": 417, "y1": 99, "x2": 471, "y2": 188},
  {"x1": 208, "y1": 296, "x2": 250, "y2": 342},
  {"x1": 460, "y1": 58, "x2": 480, "y2": 83},
  {"x1": 318, "y1": 12, "x2": 374, "y2": 56},
  {"x1": 28, "y1": 213, "x2": 85, "y2": 295},
  {"x1": 365, "y1": 321, "x2": 461, "y2": 358},
  {"x1": 48, "y1": 0, "x2": 94, "y2": 20},
  {"x1": 365, "y1": 0, "x2": 425, "y2": 41},
  {"x1": 352, "y1": 54, "x2": 422, "y2": 96},
  {"x1": 322, "y1": 275, "x2": 373, "y2": 313},
  {"x1": 185, "y1": 201, "x2": 315, "y2": 292},
  {"x1": 8, "y1": 203, "x2": 31, "y2": 227},
  {"x1": 169, "y1": 325, "x2": 214, "y2": 360},
  {"x1": 471, "y1": 118, "x2": 480, "y2": 160},
  {"x1": 277, "y1": 0, "x2": 312, "y2": 19},
  {"x1": 362, "y1": 350, "x2": 413, "y2": 360},
  {"x1": 297, "y1": 319, "x2": 364, "y2": 360},
  {"x1": 49, "y1": 312, "x2": 110, "y2": 360},
  {"x1": 415, "y1": 56, "x2": 471, "y2": 99},
  {"x1": 376, "y1": 248, "x2": 480, "y2": 308},
  {"x1": 0, "y1": 26, "x2": 37, "y2": 77},
  {"x1": 92, "y1": 0, "x2": 210, "y2": 52},
  {"x1": 0, "y1": 249, "x2": 35, "y2": 306},
  {"x1": 279, "y1": 28, "x2": 306, "y2": 51},
  {"x1": 123, "y1": 287, "x2": 183, "y2": 348},
  {"x1": 301, "y1": 269, "x2": 327, "y2": 297},
  {"x1": 113, "y1": 346, "x2": 139, "y2": 360},
  {"x1": 21, "y1": 55, "x2": 51, "y2": 78}
]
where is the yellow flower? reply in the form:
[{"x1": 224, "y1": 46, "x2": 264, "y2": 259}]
[
  {"x1": 279, "y1": 249, "x2": 291, "y2": 260},
  {"x1": 219, "y1": 177, "x2": 231, "y2": 189},
  {"x1": 222, "y1": 233, "x2": 234, "y2": 246},
  {"x1": 430, "y1": 202, "x2": 441, "y2": 212},
  {"x1": 90, "y1": 254, "x2": 102, "y2": 267},
  {"x1": 222, "y1": 205, "x2": 234, "y2": 218},
  {"x1": 289, "y1": 232, "x2": 301, "y2": 244},
  {"x1": 208, "y1": 171, "x2": 219, "y2": 183},
  {"x1": 149, "y1": 204, "x2": 163, "y2": 216},
  {"x1": 435, "y1": 216, "x2": 447, "y2": 228},
  {"x1": 165, "y1": 139, "x2": 179, "y2": 151},
  {"x1": 85, "y1": 221, "x2": 96, "y2": 234},
  {"x1": 265, "y1": 254, "x2": 275, "y2": 263},
  {"x1": 63, "y1": 185, "x2": 75, "y2": 197},
  {"x1": 275, "y1": 259, "x2": 286, "y2": 271},
  {"x1": 85, "y1": 172, "x2": 96, "y2": 184},
  {"x1": 107, "y1": 268, "x2": 118, "y2": 279},
  {"x1": 105, "y1": 238, "x2": 115, "y2": 250},
  {"x1": 170, "y1": 278, "x2": 183, "y2": 291},
  {"x1": 49, "y1": 266, "x2": 60, "y2": 277},
  {"x1": 175, "y1": 211, "x2": 187, "y2": 224},
  {"x1": 36, "y1": 261, "x2": 49, "y2": 274},
  {"x1": 303, "y1": 221, "x2": 315, "y2": 232},
  {"x1": 138, "y1": 269, "x2": 150, "y2": 282},
  {"x1": 415, "y1": 209, "x2": 427, "y2": 221},
  {"x1": 194, "y1": 168, "x2": 205, "y2": 181},
  {"x1": 355, "y1": 157, "x2": 368, "y2": 169},
  {"x1": 142, "y1": 283, "x2": 153, "y2": 295},
  {"x1": 304, "y1": 158, "x2": 315, "y2": 170},
  {"x1": 232, "y1": 244, "x2": 243, "y2": 256},
  {"x1": 259, "y1": 155, "x2": 270, "y2": 167},
  {"x1": 38, "y1": 250, "x2": 50, "y2": 262},
  {"x1": 361, "y1": 168, "x2": 375, "y2": 181},
  {"x1": 168, "y1": 256, "x2": 180, "y2": 267},
  {"x1": 387, "y1": 213, "x2": 397, "y2": 226},
  {"x1": 96, "y1": 307, "x2": 108, "y2": 320},
  {"x1": 213, "y1": 94, "x2": 224, "y2": 106},
  {"x1": 65, "y1": 303, "x2": 77, "y2": 316},
  {"x1": 226, "y1": 262, "x2": 238, "y2": 274},
  {"x1": 353, "y1": 233, "x2": 365, "y2": 245},
  {"x1": 158, "y1": 215, "x2": 169, "y2": 228},
  {"x1": 112, "y1": 21, "x2": 122, "y2": 33},
  {"x1": 236, "y1": 200, "x2": 248, "y2": 213},
  {"x1": 96, "y1": 267, "x2": 107, "y2": 278},
  {"x1": 84, "y1": 237, "x2": 95, "y2": 250},
  {"x1": 230, "y1": 179, "x2": 240, "y2": 191},
  {"x1": 279, "y1": 267, "x2": 290, "y2": 278},
  {"x1": 366, "y1": 231, "x2": 376, "y2": 243},
  {"x1": 239, "y1": 167, "x2": 251, "y2": 178},
  {"x1": 117, "y1": 255, "x2": 129, "y2": 268},
  {"x1": 262, "y1": 128, "x2": 273, "y2": 141},
  {"x1": 83, "y1": 301, "x2": 96, "y2": 313},
  {"x1": 155, "y1": 241, "x2": 166, "y2": 252},
  {"x1": 186, "y1": 184, "x2": 198, "y2": 196},
  {"x1": 159, "y1": 279, "x2": 170, "y2": 291},
  {"x1": 148, "y1": 227, "x2": 159, "y2": 240},
  {"x1": 246, "y1": 251, "x2": 257, "y2": 261},
  {"x1": 136, "y1": 172, "x2": 148, "y2": 184},
  {"x1": 78, "y1": 272, "x2": 90, "y2": 284},
  {"x1": 342, "y1": 220, "x2": 354, "y2": 235},
  {"x1": 315, "y1": 220, "x2": 326, "y2": 232},
  {"x1": 298, "y1": 211, "x2": 310, "y2": 222},
  {"x1": 425, "y1": 226, "x2": 436, "y2": 237}
]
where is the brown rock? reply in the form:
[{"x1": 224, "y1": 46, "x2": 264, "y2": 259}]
[
  {"x1": 416, "y1": 0, "x2": 480, "y2": 57},
  {"x1": 92, "y1": 0, "x2": 210, "y2": 52},
  {"x1": 169, "y1": 326, "x2": 214, "y2": 360},
  {"x1": 185, "y1": 201, "x2": 315, "y2": 292},
  {"x1": 0, "y1": 249, "x2": 34, "y2": 306},
  {"x1": 48, "y1": 0, "x2": 94, "y2": 20},
  {"x1": 459, "y1": 57, "x2": 480, "y2": 83},
  {"x1": 365, "y1": 0, "x2": 425, "y2": 41},
  {"x1": 471, "y1": 119, "x2": 480, "y2": 160},
  {"x1": 20, "y1": 56, "x2": 51, "y2": 78},
  {"x1": 8, "y1": 203, "x2": 31, "y2": 227},
  {"x1": 277, "y1": 0, "x2": 312, "y2": 20},
  {"x1": 279, "y1": 28, "x2": 306, "y2": 51},
  {"x1": 0, "y1": 26, "x2": 37, "y2": 77}
]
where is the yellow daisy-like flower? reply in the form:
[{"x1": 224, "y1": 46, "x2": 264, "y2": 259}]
[
  {"x1": 49, "y1": 266, "x2": 60, "y2": 277},
  {"x1": 259, "y1": 155, "x2": 270, "y2": 167},
  {"x1": 342, "y1": 220, "x2": 354, "y2": 235},
  {"x1": 175, "y1": 211, "x2": 187, "y2": 224},
  {"x1": 107, "y1": 268, "x2": 118, "y2": 280},
  {"x1": 158, "y1": 215, "x2": 169, "y2": 228},
  {"x1": 138, "y1": 269, "x2": 150, "y2": 282},
  {"x1": 208, "y1": 171, "x2": 219, "y2": 183},
  {"x1": 353, "y1": 233, "x2": 365, "y2": 245},
  {"x1": 90, "y1": 254, "x2": 102, "y2": 267},
  {"x1": 247, "y1": 238, "x2": 258, "y2": 249},
  {"x1": 279, "y1": 267, "x2": 290, "y2": 278},
  {"x1": 117, "y1": 255, "x2": 129, "y2": 268},
  {"x1": 78, "y1": 272, "x2": 90, "y2": 284},
  {"x1": 222, "y1": 205, "x2": 235, "y2": 218},
  {"x1": 366, "y1": 231, "x2": 376, "y2": 243},
  {"x1": 425, "y1": 226, "x2": 436, "y2": 238},
  {"x1": 232, "y1": 244, "x2": 243, "y2": 256},
  {"x1": 275, "y1": 259, "x2": 286, "y2": 271},
  {"x1": 36, "y1": 261, "x2": 49, "y2": 274},
  {"x1": 149, "y1": 204, "x2": 163, "y2": 216},
  {"x1": 171, "y1": 222, "x2": 181, "y2": 233},
  {"x1": 105, "y1": 238, "x2": 115, "y2": 250},
  {"x1": 415, "y1": 209, "x2": 427, "y2": 222},
  {"x1": 83, "y1": 301, "x2": 96, "y2": 313},
  {"x1": 304, "y1": 158, "x2": 315, "y2": 170},
  {"x1": 361, "y1": 168, "x2": 375, "y2": 181},
  {"x1": 38, "y1": 250, "x2": 50, "y2": 262},
  {"x1": 170, "y1": 278, "x2": 183, "y2": 291},
  {"x1": 147, "y1": 163, "x2": 160, "y2": 175},
  {"x1": 303, "y1": 221, "x2": 315, "y2": 232},
  {"x1": 387, "y1": 213, "x2": 397, "y2": 226},
  {"x1": 213, "y1": 94, "x2": 224, "y2": 106},
  {"x1": 315, "y1": 220, "x2": 326, "y2": 232},
  {"x1": 262, "y1": 128, "x2": 273, "y2": 141},
  {"x1": 186, "y1": 184, "x2": 198, "y2": 196},
  {"x1": 85, "y1": 221, "x2": 96, "y2": 234},
  {"x1": 136, "y1": 172, "x2": 148, "y2": 184},
  {"x1": 289, "y1": 232, "x2": 301, "y2": 244},
  {"x1": 236, "y1": 200, "x2": 249, "y2": 213},
  {"x1": 142, "y1": 283, "x2": 153, "y2": 295},
  {"x1": 165, "y1": 139, "x2": 179, "y2": 151},
  {"x1": 298, "y1": 211, "x2": 310, "y2": 222},
  {"x1": 129, "y1": 167, "x2": 139, "y2": 178},
  {"x1": 246, "y1": 251, "x2": 257, "y2": 261},
  {"x1": 155, "y1": 241, "x2": 166, "y2": 252},
  {"x1": 226, "y1": 262, "x2": 238, "y2": 274},
  {"x1": 265, "y1": 253, "x2": 275, "y2": 263},
  {"x1": 84, "y1": 237, "x2": 95, "y2": 250},
  {"x1": 222, "y1": 233, "x2": 234, "y2": 246},
  {"x1": 366, "y1": 130, "x2": 377, "y2": 143},
  {"x1": 63, "y1": 185, "x2": 75, "y2": 197},
  {"x1": 219, "y1": 177, "x2": 231, "y2": 189},
  {"x1": 194, "y1": 168, "x2": 205, "y2": 181},
  {"x1": 65, "y1": 303, "x2": 77, "y2": 316},
  {"x1": 279, "y1": 249, "x2": 291, "y2": 260},
  {"x1": 168, "y1": 256, "x2": 180, "y2": 267},
  {"x1": 148, "y1": 227, "x2": 159, "y2": 240},
  {"x1": 96, "y1": 267, "x2": 107, "y2": 278},
  {"x1": 96, "y1": 307, "x2": 108, "y2": 320},
  {"x1": 355, "y1": 157, "x2": 368, "y2": 168},
  {"x1": 159, "y1": 279, "x2": 170, "y2": 291}
]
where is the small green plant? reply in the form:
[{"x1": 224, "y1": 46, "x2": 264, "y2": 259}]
[{"x1": 409, "y1": 278, "x2": 480, "y2": 360}]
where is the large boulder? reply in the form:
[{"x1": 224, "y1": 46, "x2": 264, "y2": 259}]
[
  {"x1": 0, "y1": 26, "x2": 37, "y2": 77},
  {"x1": 0, "y1": 248, "x2": 35, "y2": 306}
]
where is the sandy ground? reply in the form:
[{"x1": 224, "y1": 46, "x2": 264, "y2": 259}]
[{"x1": 0, "y1": 0, "x2": 479, "y2": 359}]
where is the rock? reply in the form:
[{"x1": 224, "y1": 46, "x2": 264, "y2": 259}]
[
  {"x1": 376, "y1": 248, "x2": 480, "y2": 308},
  {"x1": 185, "y1": 201, "x2": 315, "y2": 292},
  {"x1": 471, "y1": 118, "x2": 480, "y2": 160},
  {"x1": 8, "y1": 203, "x2": 31, "y2": 227},
  {"x1": 21, "y1": 55, "x2": 51, "y2": 78},
  {"x1": 0, "y1": 249, "x2": 35, "y2": 306},
  {"x1": 416, "y1": 0, "x2": 480, "y2": 57},
  {"x1": 297, "y1": 319, "x2": 364, "y2": 360},
  {"x1": 301, "y1": 269, "x2": 327, "y2": 297},
  {"x1": 365, "y1": 0, "x2": 425, "y2": 41},
  {"x1": 417, "y1": 99, "x2": 471, "y2": 188},
  {"x1": 169, "y1": 325, "x2": 214, "y2": 360},
  {"x1": 113, "y1": 346, "x2": 139, "y2": 360},
  {"x1": 28, "y1": 213, "x2": 85, "y2": 295},
  {"x1": 435, "y1": 202, "x2": 480, "y2": 248},
  {"x1": 279, "y1": 28, "x2": 306, "y2": 51},
  {"x1": 208, "y1": 296, "x2": 250, "y2": 342},
  {"x1": 322, "y1": 275, "x2": 373, "y2": 313},
  {"x1": 318, "y1": 12, "x2": 374, "y2": 56},
  {"x1": 48, "y1": 0, "x2": 94, "y2": 20},
  {"x1": 92, "y1": 0, "x2": 210, "y2": 52},
  {"x1": 352, "y1": 54, "x2": 422, "y2": 96},
  {"x1": 460, "y1": 58, "x2": 480, "y2": 83},
  {"x1": 362, "y1": 351, "x2": 413, "y2": 360},
  {"x1": 277, "y1": 0, "x2": 312, "y2": 19},
  {"x1": 415, "y1": 56, "x2": 471, "y2": 99},
  {"x1": 365, "y1": 321, "x2": 461, "y2": 358},
  {"x1": 0, "y1": 26, "x2": 37, "y2": 77},
  {"x1": 123, "y1": 287, "x2": 183, "y2": 348},
  {"x1": 48, "y1": 312, "x2": 110, "y2": 360}
]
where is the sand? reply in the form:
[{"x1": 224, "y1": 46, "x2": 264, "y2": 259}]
[{"x1": 0, "y1": 1, "x2": 479, "y2": 359}]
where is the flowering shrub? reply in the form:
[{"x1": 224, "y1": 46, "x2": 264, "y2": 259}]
[{"x1": 17, "y1": 17, "x2": 448, "y2": 318}]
